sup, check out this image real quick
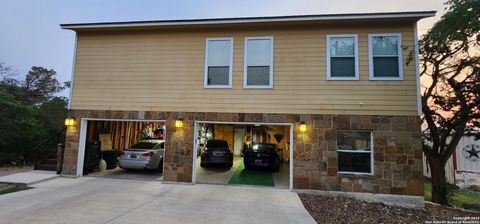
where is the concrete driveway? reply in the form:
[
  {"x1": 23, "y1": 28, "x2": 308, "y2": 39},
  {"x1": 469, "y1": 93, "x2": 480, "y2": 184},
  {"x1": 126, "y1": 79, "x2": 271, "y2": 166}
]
[{"x1": 0, "y1": 177, "x2": 315, "y2": 224}]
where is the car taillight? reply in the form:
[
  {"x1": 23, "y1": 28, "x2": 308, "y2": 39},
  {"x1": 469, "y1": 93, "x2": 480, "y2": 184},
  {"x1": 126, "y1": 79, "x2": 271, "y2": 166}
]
[
  {"x1": 119, "y1": 151, "x2": 125, "y2": 156},
  {"x1": 142, "y1": 152, "x2": 153, "y2": 157}
]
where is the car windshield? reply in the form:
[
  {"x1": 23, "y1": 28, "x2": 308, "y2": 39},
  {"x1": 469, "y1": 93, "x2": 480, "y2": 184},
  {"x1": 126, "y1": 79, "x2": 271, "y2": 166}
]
[
  {"x1": 129, "y1": 142, "x2": 158, "y2": 150},
  {"x1": 250, "y1": 144, "x2": 276, "y2": 153},
  {"x1": 206, "y1": 140, "x2": 228, "y2": 148}
]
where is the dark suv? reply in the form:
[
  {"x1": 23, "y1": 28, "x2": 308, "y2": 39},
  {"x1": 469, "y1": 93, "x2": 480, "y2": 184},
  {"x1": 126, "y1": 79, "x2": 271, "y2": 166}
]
[
  {"x1": 243, "y1": 143, "x2": 282, "y2": 171},
  {"x1": 200, "y1": 140, "x2": 233, "y2": 168}
]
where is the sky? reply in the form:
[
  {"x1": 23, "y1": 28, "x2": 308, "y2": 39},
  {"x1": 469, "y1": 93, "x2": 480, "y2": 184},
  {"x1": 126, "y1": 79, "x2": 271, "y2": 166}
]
[{"x1": 0, "y1": 0, "x2": 445, "y2": 97}]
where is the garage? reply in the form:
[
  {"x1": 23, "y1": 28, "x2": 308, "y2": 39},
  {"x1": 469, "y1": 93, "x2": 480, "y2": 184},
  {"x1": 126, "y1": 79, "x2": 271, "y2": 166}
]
[
  {"x1": 77, "y1": 119, "x2": 166, "y2": 181},
  {"x1": 193, "y1": 121, "x2": 293, "y2": 189}
]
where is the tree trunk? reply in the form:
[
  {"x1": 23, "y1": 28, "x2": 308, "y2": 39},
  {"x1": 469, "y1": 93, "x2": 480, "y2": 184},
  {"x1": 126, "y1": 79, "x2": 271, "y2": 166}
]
[{"x1": 429, "y1": 159, "x2": 449, "y2": 205}]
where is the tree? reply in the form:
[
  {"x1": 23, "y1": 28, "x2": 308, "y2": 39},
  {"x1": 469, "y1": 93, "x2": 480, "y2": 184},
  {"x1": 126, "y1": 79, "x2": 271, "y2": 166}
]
[
  {"x1": 38, "y1": 96, "x2": 68, "y2": 139},
  {"x1": 420, "y1": 0, "x2": 480, "y2": 205},
  {"x1": 0, "y1": 63, "x2": 68, "y2": 165},
  {"x1": 0, "y1": 91, "x2": 43, "y2": 163}
]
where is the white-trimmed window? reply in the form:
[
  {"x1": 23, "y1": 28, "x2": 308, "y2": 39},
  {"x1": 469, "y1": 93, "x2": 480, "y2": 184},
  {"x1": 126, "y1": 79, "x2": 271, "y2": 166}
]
[
  {"x1": 326, "y1": 34, "x2": 359, "y2": 80},
  {"x1": 204, "y1": 38, "x2": 233, "y2": 88},
  {"x1": 369, "y1": 33, "x2": 403, "y2": 80},
  {"x1": 244, "y1": 36, "x2": 274, "y2": 88},
  {"x1": 337, "y1": 130, "x2": 373, "y2": 174}
]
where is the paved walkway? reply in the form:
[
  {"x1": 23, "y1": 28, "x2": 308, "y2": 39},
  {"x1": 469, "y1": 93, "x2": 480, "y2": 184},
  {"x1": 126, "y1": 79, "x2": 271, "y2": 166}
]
[
  {"x1": 0, "y1": 177, "x2": 315, "y2": 224},
  {"x1": 0, "y1": 166, "x2": 33, "y2": 177},
  {"x1": 87, "y1": 167, "x2": 163, "y2": 181},
  {"x1": 0, "y1": 170, "x2": 58, "y2": 184}
]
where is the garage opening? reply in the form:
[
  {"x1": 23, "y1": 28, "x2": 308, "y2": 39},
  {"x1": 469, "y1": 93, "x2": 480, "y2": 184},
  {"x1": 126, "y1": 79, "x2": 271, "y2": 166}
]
[
  {"x1": 194, "y1": 122, "x2": 292, "y2": 189},
  {"x1": 80, "y1": 119, "x2": 166, "y2": 181}
]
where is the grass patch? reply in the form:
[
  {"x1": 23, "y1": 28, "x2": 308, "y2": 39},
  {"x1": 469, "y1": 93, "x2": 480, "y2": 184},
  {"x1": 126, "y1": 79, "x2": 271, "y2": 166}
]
[
  {"x1": 0, "y1": 183, "x2": 31, "y2": 195},
  {"x1": 424, "y1": 179, "x2": 480, "y2": 208}
]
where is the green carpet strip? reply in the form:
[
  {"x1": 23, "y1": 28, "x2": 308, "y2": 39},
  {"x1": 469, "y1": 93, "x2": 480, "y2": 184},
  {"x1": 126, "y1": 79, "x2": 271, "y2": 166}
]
[{"x1": 228, "y1": 161, "x2": 274, "y2": 186}]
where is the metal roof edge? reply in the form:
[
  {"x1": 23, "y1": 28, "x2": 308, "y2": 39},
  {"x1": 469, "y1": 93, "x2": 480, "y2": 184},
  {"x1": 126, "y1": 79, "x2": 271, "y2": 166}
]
[{"x1": 60, "y1": 11, "x2": 436, "y2": 30}]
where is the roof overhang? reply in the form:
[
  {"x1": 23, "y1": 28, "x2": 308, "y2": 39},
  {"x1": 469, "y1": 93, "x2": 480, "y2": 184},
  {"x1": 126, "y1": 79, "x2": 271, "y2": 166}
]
[{"x1": 61, "y1": 11, "x2": 436, "y2": 31}]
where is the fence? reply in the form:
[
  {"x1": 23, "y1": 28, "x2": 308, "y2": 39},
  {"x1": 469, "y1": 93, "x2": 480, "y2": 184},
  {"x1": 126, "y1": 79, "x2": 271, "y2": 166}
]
[{"x1": 423, "y1": 136, "x2": 480, "y2": 188}]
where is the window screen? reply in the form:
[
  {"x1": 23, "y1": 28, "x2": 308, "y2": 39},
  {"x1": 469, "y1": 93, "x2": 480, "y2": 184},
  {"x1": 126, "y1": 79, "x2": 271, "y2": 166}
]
[
  {"x1": 245, "y1": 38, "x2": 273, "y2": 87},
  {"x1": 337, "y1": 131, "x2": 372, "y2": 174},
  {"x1": 328, "y1": 36, "x2": 356, "y2": 78},
  {"x1": 205, "y1": 39, "x2": 232, "y2": 87},
  {"x1": 371, "y1": 35, "x2": 401, "y2": 78}
]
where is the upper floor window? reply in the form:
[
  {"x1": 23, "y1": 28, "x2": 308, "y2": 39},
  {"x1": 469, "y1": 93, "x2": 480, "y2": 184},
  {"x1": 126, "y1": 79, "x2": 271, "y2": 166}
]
[
  {"x1": 369, "y1": 33, "x2": 403, "y2": 80},
  {"x1": 244, "y1": 37, "x2": 273, "y2": 88},
  {"x1": 326, "y1": 34, "x2": 359, "y2": 80},
  {"x1": 204, "y1": 38, "x2": 233, "y2": 88}
]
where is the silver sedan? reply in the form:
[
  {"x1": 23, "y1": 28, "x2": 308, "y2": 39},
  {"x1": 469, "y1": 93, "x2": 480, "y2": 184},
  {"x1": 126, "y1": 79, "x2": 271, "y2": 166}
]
[{"x1": 118, "y1": 140, "x2": 164, "y2": 171}]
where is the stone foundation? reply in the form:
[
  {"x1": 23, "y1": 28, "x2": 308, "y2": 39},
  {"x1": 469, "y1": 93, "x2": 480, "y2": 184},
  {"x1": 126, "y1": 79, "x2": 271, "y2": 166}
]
[{"x1": 63, "y1": 110, "x2": 423, "y2": 196}]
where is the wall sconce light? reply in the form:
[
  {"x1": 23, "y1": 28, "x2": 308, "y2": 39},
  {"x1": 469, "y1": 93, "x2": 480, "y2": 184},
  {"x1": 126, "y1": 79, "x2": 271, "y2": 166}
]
[
  {"x1": 299, "y1": 121, "x2": 307, "y2": 132},
  {"x1": 64, "y1": 117, "x2": 75, "y2": 126},
  {"x1": 175, "y1": 118, "x2": 183, "y2": 128}
]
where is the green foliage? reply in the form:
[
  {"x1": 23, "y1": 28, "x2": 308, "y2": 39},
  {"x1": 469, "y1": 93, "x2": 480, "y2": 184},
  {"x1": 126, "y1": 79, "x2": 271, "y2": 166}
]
[
  {"x1": 38, "y1": 97, "x2": 67, "y2": 134},
  {"x1": 424, "y1": 180, "x2": 480, "y2": 208},
  {"x1": 0, "y1": 91, "x2": 43, "y2": 163},
  {"x1": 0, "y1": 66, "x2": 66, "y2": 105},
  {"x1": 0, "y1": 64, "x2": 68, "y2": 165},
  {"x1": 425, "y1": 0, "x2": 480, "y2": 52}
]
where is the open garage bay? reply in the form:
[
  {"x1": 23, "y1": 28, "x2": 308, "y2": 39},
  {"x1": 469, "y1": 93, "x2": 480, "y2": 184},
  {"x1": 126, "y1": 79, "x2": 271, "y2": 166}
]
[
  {"x1": 81, "y1": 119, "x2": 166, "y2": 181},
  {"x1": 194, "y1": 122, "x2": 292, "y2": 189}
]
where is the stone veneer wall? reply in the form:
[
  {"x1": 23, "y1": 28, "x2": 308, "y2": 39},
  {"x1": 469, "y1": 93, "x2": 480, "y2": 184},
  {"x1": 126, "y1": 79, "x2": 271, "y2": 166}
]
[{"x1": 63, "y1": 110, "x2": 423, "y2": 196}]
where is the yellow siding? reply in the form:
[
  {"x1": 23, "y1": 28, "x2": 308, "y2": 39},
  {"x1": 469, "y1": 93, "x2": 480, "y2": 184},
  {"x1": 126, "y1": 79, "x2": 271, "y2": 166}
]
[{"x1": 71, "y1": 22, "x2": 419, "y2": 115}]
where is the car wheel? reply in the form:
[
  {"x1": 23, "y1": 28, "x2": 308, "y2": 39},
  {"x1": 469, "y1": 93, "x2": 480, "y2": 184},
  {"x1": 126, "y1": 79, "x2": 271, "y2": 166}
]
[{"x1": 157, "y1": 159, "x2": 164, "y2": 172}]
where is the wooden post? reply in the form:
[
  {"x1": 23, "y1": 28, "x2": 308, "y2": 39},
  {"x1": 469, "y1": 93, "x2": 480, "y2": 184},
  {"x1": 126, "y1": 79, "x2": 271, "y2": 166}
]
[{"x1": 57, "y1": 143, "x2": 64, "y2": 174}]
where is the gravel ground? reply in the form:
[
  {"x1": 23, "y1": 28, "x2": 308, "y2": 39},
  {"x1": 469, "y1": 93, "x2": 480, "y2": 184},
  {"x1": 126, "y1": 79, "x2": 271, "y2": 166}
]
[
  {"x1": 0, "y1": 166, "x2": 33, "y2": 177},
  {"x1": 299, "y1": 193, "x2": 480, "y2": 224}
]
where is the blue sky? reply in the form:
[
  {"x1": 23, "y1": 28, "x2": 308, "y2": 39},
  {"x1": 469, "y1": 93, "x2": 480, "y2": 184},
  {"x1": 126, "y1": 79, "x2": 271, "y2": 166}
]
[{"x1": 0, "y1": 0, "x2": 444, "y2": 97}]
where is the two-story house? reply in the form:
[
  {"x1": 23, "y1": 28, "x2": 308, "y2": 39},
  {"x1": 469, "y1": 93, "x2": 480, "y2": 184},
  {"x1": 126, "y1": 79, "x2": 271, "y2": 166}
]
[{"x1": 60, "y1": 11, "x2": 435, "y2": 203}]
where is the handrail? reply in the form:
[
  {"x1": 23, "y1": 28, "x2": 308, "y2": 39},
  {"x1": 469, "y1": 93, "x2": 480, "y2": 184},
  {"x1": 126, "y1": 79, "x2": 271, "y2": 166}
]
[
  {"x1": 30, "y1": 127, "x2": 66, "y2": 153},
  {"x1": 34, "y1": 143, "x2": 64, "y2": 173},
  {"x1": 27, "y1": 127, "x2": 66, "y2": 163}
]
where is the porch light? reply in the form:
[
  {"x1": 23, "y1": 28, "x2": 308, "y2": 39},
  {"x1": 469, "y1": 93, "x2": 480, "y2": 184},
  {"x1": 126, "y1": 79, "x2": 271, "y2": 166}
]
[
  {"x1": 175, "y1": 119, "x2": 183, "y2": 128},
  {"x1": 64, "y1": 117, "x2": 75, "y2": 126},
  {"x1": 299, "y1": 121, "x2": 307, "y2": 132}
]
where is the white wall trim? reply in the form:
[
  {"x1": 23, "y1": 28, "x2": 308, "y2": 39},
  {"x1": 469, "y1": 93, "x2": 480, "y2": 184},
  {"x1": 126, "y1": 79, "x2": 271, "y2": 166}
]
[
  {"x1": 368, "y1": 33, "x2": 404, "y2": 81},
  {"x1": 76, "y1": 118, "x2": 166, "y2": 177},
  {"x1": 192, "y1": 120, "x2": 294, "y2": 190},
  {"x1": 326, "y1": 34, "x2": 360, "y2": 80},
  {"x1": 76, "y1": 119, "x2": 88, "y2": 176},
  {"x1": 289, "y1": 124, "x2": 294, "y2": 190},
  {"x1": 192, "y1": 121, "x2": 198, "y2": 184},
  {"x1": 204, "y1": 37, "x2": 233, "y2": 89},
  {"x1": 67, "y1": 33, "x2": 77, "y2": 110},
  {"x1": 413, "y1": 23, "x2": 422, "y2": 116},
  {"x1": 243, "y1": 36, "x2": 274, "y2": 89}
]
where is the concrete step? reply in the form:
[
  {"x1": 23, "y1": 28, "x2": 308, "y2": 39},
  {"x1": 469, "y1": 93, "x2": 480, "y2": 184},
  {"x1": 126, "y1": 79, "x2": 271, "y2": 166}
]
[
  {"x1": 42, "y1": 158, "x2": 57, "y2": 166},
  {"x1": 34, "y1": 164, "x2": 57, "y2": 171}
]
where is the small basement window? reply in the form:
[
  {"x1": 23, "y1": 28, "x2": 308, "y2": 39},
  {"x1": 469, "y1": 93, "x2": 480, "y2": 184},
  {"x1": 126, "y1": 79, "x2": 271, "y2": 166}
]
[
  {"x1": 204, "y1": 38, "x2": 233, "y2": 88},
  {"x1": 369, "y1": 33, "x2": 403, "y2": 80},
  {"x1": 337, "y1": 130, "x2": 373, "y2": 174},
  {"x1": 326, "y1": 35, "x2": 359, "y2": 80},
  {"x1": 244, "y1": 36, "x2": 274, "y2": 88}
]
